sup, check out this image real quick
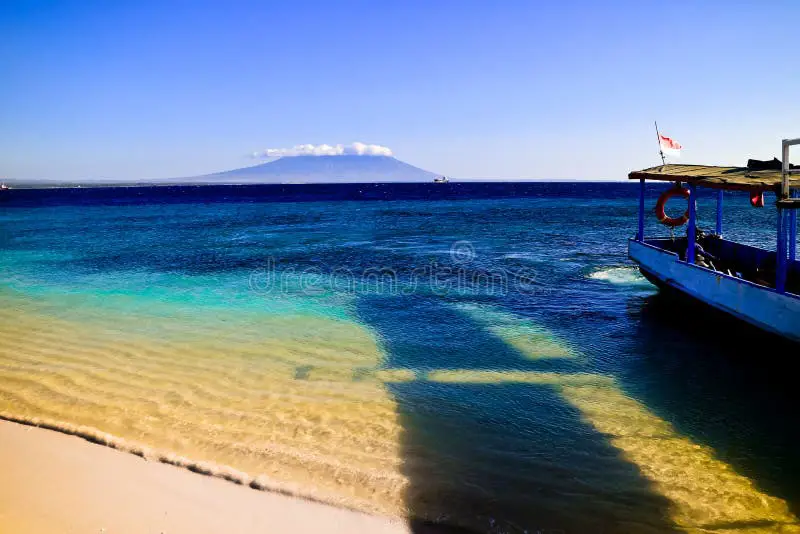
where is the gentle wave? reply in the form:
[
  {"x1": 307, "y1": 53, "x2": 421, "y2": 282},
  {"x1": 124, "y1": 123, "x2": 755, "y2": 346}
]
[{"x1": 0, "y1": 411, "x2": 367, "y2": 512}]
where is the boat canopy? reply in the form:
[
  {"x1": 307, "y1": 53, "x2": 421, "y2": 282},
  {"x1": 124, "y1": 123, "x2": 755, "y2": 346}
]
[{"x1": 628, "y1": 164, "x2": 800, "y2": 193}]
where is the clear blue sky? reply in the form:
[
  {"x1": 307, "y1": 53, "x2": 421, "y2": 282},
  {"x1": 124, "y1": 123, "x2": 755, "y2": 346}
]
[{"x1": 1, "y1": 0, "x2": 798, "y2": 181}]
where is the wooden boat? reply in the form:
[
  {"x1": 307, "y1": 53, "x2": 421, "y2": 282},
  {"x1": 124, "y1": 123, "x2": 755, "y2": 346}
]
[{"x1": 628, "y1": 138, "x2": 800, "y2": 343}]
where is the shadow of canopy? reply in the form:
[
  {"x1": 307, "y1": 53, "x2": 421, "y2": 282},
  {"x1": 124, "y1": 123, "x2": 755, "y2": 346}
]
[
  {"x1": 622, "y1": 293, "x2": 800, "y2": 518},
  {"x1": 356, "y1": 293, "x2": 677, "y2": 534}
]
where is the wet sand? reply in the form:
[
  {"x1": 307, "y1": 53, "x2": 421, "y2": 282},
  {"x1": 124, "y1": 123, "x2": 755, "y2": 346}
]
[
  {"x1": 0, "y1": 420, "x2": 410, "y2": 534},
  {"x1": 0, "y1": 293, "x2": 412, "y2": 517}
]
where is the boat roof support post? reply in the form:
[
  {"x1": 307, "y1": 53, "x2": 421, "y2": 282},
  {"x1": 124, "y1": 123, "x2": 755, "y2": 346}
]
[
  {"x1": 782, "y1": 138, "x2": 800, "y2": 199},
  {"x1": 687, "y1": 184, "x2": 697, "y2": 264},
  {"x1": 716, "y1": 190, "x2": 723, "y2": 236},
  {"x1": 638, "y1": 178, "x2": 645, "y2": 241},
  {"x1": 790, "y1": 190, "x2": 797, "y2": 263},
  {"x1": 776, "y1": 208, "x2": 788, "y2": 294}
]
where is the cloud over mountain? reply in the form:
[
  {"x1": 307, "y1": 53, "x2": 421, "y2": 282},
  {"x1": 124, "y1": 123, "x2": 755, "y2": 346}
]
[{"x1": 252, "y1": 142, "x2": 393, "y2": 159}]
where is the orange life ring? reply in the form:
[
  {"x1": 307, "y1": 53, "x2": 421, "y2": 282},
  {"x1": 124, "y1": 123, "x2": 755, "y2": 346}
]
[{"x1": 655, "y1": 186, "x2": 690, "y2": 227}]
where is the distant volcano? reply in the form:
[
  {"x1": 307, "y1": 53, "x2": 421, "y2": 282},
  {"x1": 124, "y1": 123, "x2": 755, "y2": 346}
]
[{"x1": 188, "y1": 155, "x2": 438, "y2": 184}]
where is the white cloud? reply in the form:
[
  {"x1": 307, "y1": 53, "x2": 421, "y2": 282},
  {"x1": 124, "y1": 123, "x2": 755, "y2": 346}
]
[{"x1": 252, "y1": 142, "x2": 393, "y2": 158}]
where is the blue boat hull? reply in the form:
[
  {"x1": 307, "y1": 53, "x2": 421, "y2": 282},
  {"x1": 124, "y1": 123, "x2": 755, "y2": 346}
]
[{"x1": 629, "y1": 238, "x2": 800, "y2": 343}]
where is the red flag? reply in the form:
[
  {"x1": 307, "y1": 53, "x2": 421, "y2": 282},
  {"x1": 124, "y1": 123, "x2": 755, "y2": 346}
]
[{"x1": 659, "y1": 133, "x2": 682, "y2": 155}]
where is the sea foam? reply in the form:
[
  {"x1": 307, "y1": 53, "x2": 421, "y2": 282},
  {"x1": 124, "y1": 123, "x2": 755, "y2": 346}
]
[{"x1": 589, "y1": 266, "x2": 651, "y2": 287}]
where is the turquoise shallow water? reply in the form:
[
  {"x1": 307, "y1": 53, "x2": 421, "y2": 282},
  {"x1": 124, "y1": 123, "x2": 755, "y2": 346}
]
[{"x1": 1, "y1": 183, "x2": 798, "y2": 532}]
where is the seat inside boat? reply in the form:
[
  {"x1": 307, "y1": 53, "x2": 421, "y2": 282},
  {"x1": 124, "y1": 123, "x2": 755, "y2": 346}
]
[{"x1": 644, "y1": 233, "x2": 800, "y2": 295}]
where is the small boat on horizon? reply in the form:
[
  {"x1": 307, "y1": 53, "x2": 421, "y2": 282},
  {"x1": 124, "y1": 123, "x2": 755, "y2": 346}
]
[
  {"x1": 433, "y1": 176, "x2": 449, "y2": 183},
  {"x1": 628, "y1": 137, "x2": 799, "y2": 343}
]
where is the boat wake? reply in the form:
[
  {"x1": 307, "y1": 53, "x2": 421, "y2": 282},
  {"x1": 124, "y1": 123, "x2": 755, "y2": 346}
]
[{"x1": 589, "y1": 266, "x2": 651, "y2": 287}]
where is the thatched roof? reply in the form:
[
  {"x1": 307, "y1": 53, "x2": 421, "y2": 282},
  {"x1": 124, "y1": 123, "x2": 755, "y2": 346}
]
[{"x1": 628, "y1": 164, "x2": 799, "y2": 192}]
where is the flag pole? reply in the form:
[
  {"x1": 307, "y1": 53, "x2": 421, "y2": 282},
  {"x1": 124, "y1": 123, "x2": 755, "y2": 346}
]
[{"x1": 654, "y1": 121, "x2": 666, "y2": 165}]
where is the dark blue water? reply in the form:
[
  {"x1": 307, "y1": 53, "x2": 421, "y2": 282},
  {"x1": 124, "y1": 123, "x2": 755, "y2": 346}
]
[
  {"x1": 1, "y1": 182, "x2": 798, "y2": 532},
  {"x1": 2, "y1": 181, "x2": 645, "y2": 206}
]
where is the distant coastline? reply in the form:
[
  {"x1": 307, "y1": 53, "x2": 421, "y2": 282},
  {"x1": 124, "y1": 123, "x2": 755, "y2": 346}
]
[
  {"x1": 3, "y1": 154, "x2": 629, "y2": 189},
  {"x1": 2, "y1": 177, "x2": 629, "y2": 190}
]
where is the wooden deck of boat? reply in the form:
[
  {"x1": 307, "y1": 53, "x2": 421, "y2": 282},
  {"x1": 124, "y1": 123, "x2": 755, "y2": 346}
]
[{"x1": 629, "y1": 164, "x2": 800, "y2": 192}]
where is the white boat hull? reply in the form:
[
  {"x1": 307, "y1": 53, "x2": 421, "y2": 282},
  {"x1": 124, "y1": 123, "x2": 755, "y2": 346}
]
[{"x1": 629, "y1": 239, "x2": 800, "y2": 343}]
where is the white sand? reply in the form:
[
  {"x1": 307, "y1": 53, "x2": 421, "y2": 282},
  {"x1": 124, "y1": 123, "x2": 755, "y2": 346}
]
[{"x1": 0, "y1": 420, "x2": 411, "y2": 534}]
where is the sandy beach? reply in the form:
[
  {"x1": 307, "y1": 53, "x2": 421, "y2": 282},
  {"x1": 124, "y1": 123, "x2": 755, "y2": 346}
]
[{"x1": 0, "y1": 420, "x2": 412, "y2": 534}]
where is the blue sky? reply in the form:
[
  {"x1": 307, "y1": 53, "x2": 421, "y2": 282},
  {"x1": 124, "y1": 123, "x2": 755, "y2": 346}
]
[{"x1": 1, "y1": 1, "x2": 798, "y2": 181}]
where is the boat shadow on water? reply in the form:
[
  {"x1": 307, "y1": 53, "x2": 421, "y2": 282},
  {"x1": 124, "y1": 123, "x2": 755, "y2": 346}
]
[
  {"x1": 622, "y1": 292, "x2": 800, "y2": 521},
  {"x1": 355, "y1": 294, "x2": 679, "y2": 534}
]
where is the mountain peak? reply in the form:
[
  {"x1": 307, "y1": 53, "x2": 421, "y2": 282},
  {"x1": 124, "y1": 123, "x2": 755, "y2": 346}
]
[{"x1": 190, "y1": 154, "x2": 438, "y2": 184}]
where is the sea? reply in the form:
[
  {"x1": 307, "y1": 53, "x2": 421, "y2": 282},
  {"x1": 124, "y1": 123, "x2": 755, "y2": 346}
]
[{"x1": 1, "y1": 182, "x2": 798, "y2": 533}]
